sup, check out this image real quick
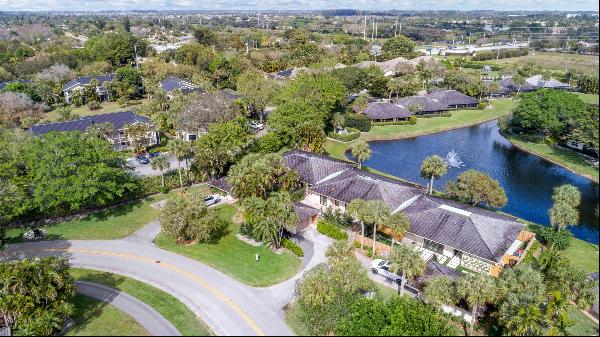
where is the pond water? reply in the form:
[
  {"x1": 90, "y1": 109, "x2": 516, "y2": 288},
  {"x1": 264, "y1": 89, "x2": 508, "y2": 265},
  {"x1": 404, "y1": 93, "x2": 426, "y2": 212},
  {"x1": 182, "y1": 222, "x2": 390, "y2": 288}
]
[{"x1": 347, "y1": 121, "x2": 599, "y2": 244}]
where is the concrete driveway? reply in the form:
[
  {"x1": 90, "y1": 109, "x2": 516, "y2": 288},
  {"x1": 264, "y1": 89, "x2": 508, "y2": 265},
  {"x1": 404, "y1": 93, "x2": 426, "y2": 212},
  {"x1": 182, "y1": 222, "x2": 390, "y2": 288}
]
[{"x1": 127, "y1": 153, "x2": 188, "y2": 177}]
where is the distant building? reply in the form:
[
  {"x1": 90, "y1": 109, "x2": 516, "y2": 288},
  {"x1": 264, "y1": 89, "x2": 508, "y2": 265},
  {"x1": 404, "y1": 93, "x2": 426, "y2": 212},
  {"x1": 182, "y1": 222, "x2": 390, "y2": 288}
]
[
  {"x1": 160, "y1": 76, "x2": 204, "y2": 99},
  {"x1": 62, "y1": 73, "x2": 116, "y2": 104},
  {"x1": 29, "y1": 111, "x2": 158, "y2": 151},
  {"x1": 525, "y1": 75, "x2": 571, "y2": 90}
]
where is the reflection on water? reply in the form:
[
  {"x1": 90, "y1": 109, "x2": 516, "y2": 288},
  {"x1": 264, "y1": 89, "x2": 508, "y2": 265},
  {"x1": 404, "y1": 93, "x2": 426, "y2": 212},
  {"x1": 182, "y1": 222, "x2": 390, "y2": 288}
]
[{"x1": 347, "y1": 121, "x2": 600, "y2": 244}]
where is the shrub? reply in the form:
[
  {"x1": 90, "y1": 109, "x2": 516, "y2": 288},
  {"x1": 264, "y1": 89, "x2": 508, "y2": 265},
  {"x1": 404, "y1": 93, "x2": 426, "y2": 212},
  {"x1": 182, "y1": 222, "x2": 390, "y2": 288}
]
[
  {"x1": 538, "y1": 227, "x2": 572, "y2": 250},
  {"x1": 417, "y1": 112, "x2": 452, "y2": 118},
  {"x1": 322, "y1": 206, "x2": 353, "y2": 227},
  {"x1": 283, "y1": 238, "x2": 304, "y2": 257},
  {"x1": 372, "y1": 120, "x2": 412, "y2": 126},
  {"x1": 478, "y1": 101, "x2": 489, "y2": 110},
  {"x1": 88, "y1": 100, "x2": 101, "y2": 110},
  {"x1": 409, "y1": 115, "x2": 417, "y2": 125},
  {"x1": 344, "y1": 113, "x2": 372, "y2": 132},
  {"x1": 328, "y1": 128, "x2": 360, "y2": 142},
  {"x1": 317, "y1": 220, "x2": 348, "y2": 240}
]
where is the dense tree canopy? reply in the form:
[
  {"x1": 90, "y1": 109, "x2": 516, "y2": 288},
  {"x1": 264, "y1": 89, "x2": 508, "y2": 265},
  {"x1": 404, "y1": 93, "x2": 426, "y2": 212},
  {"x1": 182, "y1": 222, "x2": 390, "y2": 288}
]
[
  {"x1": 228, "y1": 153, "x2": 299, "y2": 199},
  {"x1": 381, "y1": 35, "x2": 416, "y2": 60},
  {"x1": 84, "y1": 32, "x2": 148, "y2": 66},
  {"x1": 445, "y1": 169, "x2": 508, "y2": 208}
]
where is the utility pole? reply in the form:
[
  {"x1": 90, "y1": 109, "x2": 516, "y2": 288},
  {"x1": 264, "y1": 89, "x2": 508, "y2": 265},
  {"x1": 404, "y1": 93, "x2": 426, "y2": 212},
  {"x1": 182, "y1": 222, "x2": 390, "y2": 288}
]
[
  {"x1": 371, "y1": 19, "x2": 375, "y2": 41},
  {"x1": 363, "y1": 15, "x2": 367, "y2": 40},
  {"x1": 134, "y1": 44, "x2": 139, "y2": 69},
  {"x1": 257, "y1": 13, "x2": 260, "y2": 29},
  {"x1": 399, "y1": 22, "x2": 402, "y2": 35},
  {"x1": 395, "y1": 17, "x2": 398, "y2": 37},
  {"x1": 375, "y1": 20, "x2": 378, "y2": 38}
]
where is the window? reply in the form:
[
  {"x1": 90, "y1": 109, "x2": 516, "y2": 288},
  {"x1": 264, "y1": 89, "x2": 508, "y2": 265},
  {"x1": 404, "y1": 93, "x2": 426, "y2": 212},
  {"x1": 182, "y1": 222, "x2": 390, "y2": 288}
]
[
  {"x1": 320, "y1": 195, "x2": 327, "y2": 206},
  {"x1": 424, "y1": 239, "x2": 444, "y2": 254},
  {"x1": 188, "y1": 134, "x2": 197, "y2": 141},
  {"x1": 334, "y1": 200, "x2": 339, "y2": 207}
]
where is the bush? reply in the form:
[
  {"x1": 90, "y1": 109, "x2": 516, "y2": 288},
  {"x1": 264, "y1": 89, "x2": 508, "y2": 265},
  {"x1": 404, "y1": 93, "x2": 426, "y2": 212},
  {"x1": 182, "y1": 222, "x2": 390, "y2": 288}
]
[
  {"x1": 417, "y1": 112, "x2": 452, "y2": 118},
  {"x1": 471, "y1": 48, "x2": 529, "y2": 61},
  {"x1": 409, "y1": 115, "x2": 417, "y2": 125},
  {"x1": 478, "y1": 101, "x2": 489, "y2": 110},
  {"x1": 317, "y1": 220, "x2": 348, "y2": 240},
  {"x1": 344, "y1": 113, "x2": 372, "y2": 132},
  {"x1": 283, "y1": 238, "x2": 304, "y2": 257},
  {"x1": 372, "y1": 120, "x2": 412, "y2": 126},
  {"x1": 538, "y1": 227, "x2": 572, "y2": 250},
  {"x1": 322, "y1": 206, "x2": 353, "y2": 227},
  {"x1": 328, "y1": 128, "x2": 360, "y2": 142},
  {"x1": 88, "y1": 100, "x2": 101, "y2": 110}
]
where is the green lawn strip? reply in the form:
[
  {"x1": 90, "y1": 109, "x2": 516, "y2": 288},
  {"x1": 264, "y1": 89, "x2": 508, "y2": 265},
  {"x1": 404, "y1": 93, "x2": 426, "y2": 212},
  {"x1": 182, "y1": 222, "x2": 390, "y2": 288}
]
[
  {"x1": 480, "y1": 51, "x2": 599, "y2": 76},
  {"x1": 506, "y1": 134, "x2": 599, "y2": 183},
  {"x1": 68, "y1": 293, "x2": 149, "y2": 336},
  {"x1": 566, "y1": 305, "x2": 599, "y2": 336},
  {"x1": 46, "y1": 100, "x2": 143, "y2": 122},
  {"x1": 7, "y1": 184, "x2": 212, "y2": 243},
  {"x1": 154, "y1": 204, "x2": 302, "y2": 287},
  {"x1": 574, "y1": 93, "x2": 599, "y2": 105},
  {"x1": 70, "y1": 268, "x2": 212, "y2": 336}
]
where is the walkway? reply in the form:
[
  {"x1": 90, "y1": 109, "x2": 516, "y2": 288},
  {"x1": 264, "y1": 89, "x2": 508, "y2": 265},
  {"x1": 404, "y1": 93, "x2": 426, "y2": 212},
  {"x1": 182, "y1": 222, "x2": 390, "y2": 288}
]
[{"x1": 76, "y1": 281, "x2": 181, "y2": 336}]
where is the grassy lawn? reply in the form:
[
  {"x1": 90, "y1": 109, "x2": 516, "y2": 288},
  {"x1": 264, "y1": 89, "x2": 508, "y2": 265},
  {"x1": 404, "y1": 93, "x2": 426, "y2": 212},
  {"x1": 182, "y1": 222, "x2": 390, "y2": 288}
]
[
  {"x1": 482, "y1": 51, "x2": 599, "y2": 76},
  {"x1": 575, "y1": 93, "x2": 600, "y2": 105},
  {"x1": 68, "y1": 294, "x2": 149, "y2": 336},
  {"x1": 45, "y1": 100, "x2": 143, "y2": 122},
  {"x1": 564, "y1": 238, "x2": 599, "y2": 273},
  {"x1": 326, "y1": 98, "x2": 516, "y2": 159},
  {"x1": 70, "y1": 268, "x2": 212, "y2": 336},
  {"x1": 506, "y1": 134, "x2": 599, "y2": 183},
  {"x1": 566, "y1": 305, "x2": 599, "y2": 336},
  {"x1": 154, "y1": 204, "x2": 302, "y2": 287},
  {"x1": 6, "y1": 184, "x2": 212, "y2": 243}
]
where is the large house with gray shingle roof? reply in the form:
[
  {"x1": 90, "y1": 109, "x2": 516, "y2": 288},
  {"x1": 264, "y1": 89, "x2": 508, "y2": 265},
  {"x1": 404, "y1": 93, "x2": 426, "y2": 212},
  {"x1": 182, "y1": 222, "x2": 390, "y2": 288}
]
[
  {"x1": 395, "y1": 95, "x2": 449, "y2": 115},
  {"x1": 62, "y1": 73, "x2": 116, "y2": 104},
  {"x1": 425, "y1": 90, "x2": 478, "y2": 109},
  {"x1": 363, "y1": 102, "x2": 412, "y2": 122}
]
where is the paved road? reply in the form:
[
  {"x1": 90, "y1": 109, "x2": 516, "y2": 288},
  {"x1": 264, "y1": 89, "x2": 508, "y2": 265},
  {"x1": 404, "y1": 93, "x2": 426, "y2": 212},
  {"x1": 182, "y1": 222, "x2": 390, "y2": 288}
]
[{"x1": 76, "y1": 281, "x2": 181, "y2": 336}]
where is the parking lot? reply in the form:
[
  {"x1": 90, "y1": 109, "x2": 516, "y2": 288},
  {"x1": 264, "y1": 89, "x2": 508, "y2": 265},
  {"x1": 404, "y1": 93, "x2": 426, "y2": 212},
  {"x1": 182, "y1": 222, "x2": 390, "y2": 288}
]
[{"x1": 126, "y1": 153, "x2": 189, "y2": 177}]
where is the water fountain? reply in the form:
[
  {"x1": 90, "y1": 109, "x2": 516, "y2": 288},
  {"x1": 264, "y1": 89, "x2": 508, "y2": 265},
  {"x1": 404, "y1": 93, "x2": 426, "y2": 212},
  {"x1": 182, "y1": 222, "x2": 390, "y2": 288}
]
[{"x1": 445, "y1": 150, "x2": 464, "y2": 168}]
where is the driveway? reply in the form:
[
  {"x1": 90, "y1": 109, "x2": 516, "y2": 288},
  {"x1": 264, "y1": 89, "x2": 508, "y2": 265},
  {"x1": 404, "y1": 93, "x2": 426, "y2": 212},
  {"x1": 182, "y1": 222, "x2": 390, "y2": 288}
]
[
  {"x1": 76, "y1": 281, "x2": 181, "y2": 336},
  {"x1": 127, "y1": 153, "x2": 188, "y2": 177}
]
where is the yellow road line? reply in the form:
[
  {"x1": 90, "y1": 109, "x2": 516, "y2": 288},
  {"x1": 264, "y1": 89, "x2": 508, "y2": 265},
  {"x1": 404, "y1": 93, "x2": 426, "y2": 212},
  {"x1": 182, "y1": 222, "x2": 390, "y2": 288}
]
[{"x1": 5, "y1": 247, "x2": 266, "y2": 336}]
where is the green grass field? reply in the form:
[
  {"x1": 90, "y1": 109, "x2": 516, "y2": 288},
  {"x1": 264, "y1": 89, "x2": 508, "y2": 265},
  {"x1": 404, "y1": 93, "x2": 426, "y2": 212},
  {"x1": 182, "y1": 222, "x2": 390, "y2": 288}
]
[
  {"x1": 154, "y1": 204, "x2": 302, "y2": 287},
  {"x1": 506, "y1": 134, "x2": 599, "y2": 183},
  {"x1": 68, "y1": 294, "x2": 149, "y2": 336},
  {"x1": 564, "y1": 238, "x2": 600, "y2": 273},
  {"x1": 45, "y1": 100, "x2": 143, "y2": 122},
  {"x1": 567, "y1": 305, "x2": 599, "y2": 336},
  {"x1": 481, "y1": 51, "x2": 599, "y2": 75},
  {"x1": 70, "y1": 269, "x2": 212, "y2": 336},
  {"x1": 575, "y1": 93, "x2": 600, "y2": 105},
  {"x1": 6, "y1": 184, "x2": 212, "y2": 243}
]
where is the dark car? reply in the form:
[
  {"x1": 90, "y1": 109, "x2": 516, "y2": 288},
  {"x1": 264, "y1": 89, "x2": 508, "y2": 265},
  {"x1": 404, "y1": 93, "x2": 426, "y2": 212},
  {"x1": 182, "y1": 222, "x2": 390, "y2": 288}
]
[
  {"x1": 136, "y1": 155, "x2": 150, "y2": 164},
  {"x1": 149, "y1": 152, "x2": 160, "y2": 158}
]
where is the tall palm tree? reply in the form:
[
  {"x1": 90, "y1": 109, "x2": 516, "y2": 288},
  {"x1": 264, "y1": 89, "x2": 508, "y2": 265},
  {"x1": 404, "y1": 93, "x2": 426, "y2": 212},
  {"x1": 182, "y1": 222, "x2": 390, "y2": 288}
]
[
  {"x1": 151, "y1": 156, "x2": 170, "y2": 188},
  {"x1": 456, "y1": 273, "x2": 498, "y2": 336},
  {"x1": 549, "y1": 202, "x2": 579, "y2": 232},
  {"x1": 424, "y1": 276, "x2": 456, "y2": 309},
  {"x1": 351, "y1": 140, "x2": 371, "y2": 169},
  {"x1": 388, "y1": 244, "x2": 426, "y2": 296},
  {"x1": 420, "y1": 155, "x2": 448, "y2": 194},
  {"x1": 552, "y1": 184, "x2": 581, "y2": 209},
  {"x1": 347, "y1": 199, "x2": 368, "y2": 251},
  {"x1": 504, "y1": 304, "x2": 548, "y2": 336},
  {"x1": 387, "y1": 212, "x2": 410, "y2": 251},
  {"x1": 364, "y1": 200, "x2": 391, "y2": 256},
  {"x1": 168, "y1": 139, "x2": 187, "y2": 189}
]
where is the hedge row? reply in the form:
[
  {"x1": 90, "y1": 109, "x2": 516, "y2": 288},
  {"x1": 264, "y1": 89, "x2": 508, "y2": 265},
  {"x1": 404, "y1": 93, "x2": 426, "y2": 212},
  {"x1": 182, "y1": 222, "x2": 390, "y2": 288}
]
[
  {"x1": 283, "y1": 238, "x2": 304, "y2": 257},
  {"x1": 328, "y1": 128, "x2": 361, "y2": 142},
  {"x1": 317, "y1": 220, "x2": 348, "y2": 240},
  {"x1": 343, "y1": 113, "x2": 372, "y2": 132},
  {"x1": 416, "y1": 112, "x2": 453, "y2": 118}
]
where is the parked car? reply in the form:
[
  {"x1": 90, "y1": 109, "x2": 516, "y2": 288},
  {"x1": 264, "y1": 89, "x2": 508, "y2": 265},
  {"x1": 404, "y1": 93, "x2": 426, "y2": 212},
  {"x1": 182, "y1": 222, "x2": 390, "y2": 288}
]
[
  {"x1": 249, "y1": 121, "x2": 264, "y2": 130},
  {"x1": 204, "y1": 195, "x2": 222, "y2": 206},
  {"x1": 136, "y1": 155, "x2": 150, "y2": 164},
  {"x1": 370, "y1": 259, "x2": 401, "y2": 283},
  {"x1": 149, "y1": 152, "x2": 160, "y2": 158}
]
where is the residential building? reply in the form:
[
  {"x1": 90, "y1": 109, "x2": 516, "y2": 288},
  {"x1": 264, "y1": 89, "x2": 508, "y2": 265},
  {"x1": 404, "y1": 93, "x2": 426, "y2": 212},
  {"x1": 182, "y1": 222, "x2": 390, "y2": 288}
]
[
  {"x1": 160, "y1": 76, "x2": 204, "y2": 99},
  {"x1": 363, "y1": 102, "x2": 412, "y2": 123},
  {"x1": 498, "y1": 77, "x2": 537, "y2": 93},
  {"x1": 526, "y1": 75, "x2": 571, "y2": 90},
  {"x1": 395, "y1": 95, "x2": 449, "y2": 115},
  {"x1": 29, "y1": 111, "x2": 158, "y2": 151},
  {"x1": 62, "y1": 73, "x2": 116, "y2": 104},
  {"x1": 425, "y1": 90, "x2": 479, "y2": 109}
]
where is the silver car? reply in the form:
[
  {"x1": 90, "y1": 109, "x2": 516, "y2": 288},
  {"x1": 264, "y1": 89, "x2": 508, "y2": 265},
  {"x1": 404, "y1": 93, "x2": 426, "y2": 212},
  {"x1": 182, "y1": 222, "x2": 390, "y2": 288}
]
[{"x1": 204, "y1": 195, "x2": 222, "y2": 206}]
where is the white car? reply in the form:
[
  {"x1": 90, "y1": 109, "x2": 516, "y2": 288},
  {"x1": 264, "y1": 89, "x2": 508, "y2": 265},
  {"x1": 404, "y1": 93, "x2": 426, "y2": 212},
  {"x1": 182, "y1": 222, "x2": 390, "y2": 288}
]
[
  {"x1": 370, "y1": 259, "x2": 401, "y2": 283},
  {"x1": 204, "y1": 195, "x2": 222, "y2": 206},
  {"x1": 249, "y1": 121, "x2": 264, "y2": 130}
]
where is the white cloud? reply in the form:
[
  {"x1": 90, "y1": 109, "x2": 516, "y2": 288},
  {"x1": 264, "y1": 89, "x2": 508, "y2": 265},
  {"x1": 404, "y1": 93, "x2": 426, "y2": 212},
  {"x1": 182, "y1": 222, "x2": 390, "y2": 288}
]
[{"x1": 0, "y1": 0, "x2": 597, "y2": 11}]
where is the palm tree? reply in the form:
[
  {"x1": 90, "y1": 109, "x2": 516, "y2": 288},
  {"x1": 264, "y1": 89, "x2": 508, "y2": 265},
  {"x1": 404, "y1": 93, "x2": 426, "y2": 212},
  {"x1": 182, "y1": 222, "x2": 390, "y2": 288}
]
[
  {"x1": 347, "y1": 199, "x2": 368, "y2": 251},
  {"x1": 151, "y1": 156, "x2": 170, "y2": 188},
  {"x1": 552, "y1": 184, "x2": 581, "y2": 209},
  {"x1": 456, "y1": 273, "x2": 498, "y2": 336},
  {"x1": 420, "y1": 155, "x2": 448, "y2": 194},
  {"x1": 364, "y1": 200, "x2": 391, "y2": 257},
  {"x1": 388, "y1": 244, "x2": 426, "y2": 296},
  {"x1": 168, "y1": 139, "x2": 187, "y2": 189},
  {"x1": 424, "y1": 276, "x2": 456, "y2": 309},
  {"x1": 504, "y1": 304, "x2": 548, "y2": 336},
  {"x1": 549, "y1": 202, "x2": 579, "y2": 232},
  {"x1": 331, "y1": 113, "x2": 345, "y2": 133},
  {"x1": 351, "y1": 140, "x2": 371, "y2": 169},
  {"x1": 243, "y1": 191, "x2": 298, "y2": 248},
  {"x1": 387, "y1": 212, "x2": 410, "y2": 251}
]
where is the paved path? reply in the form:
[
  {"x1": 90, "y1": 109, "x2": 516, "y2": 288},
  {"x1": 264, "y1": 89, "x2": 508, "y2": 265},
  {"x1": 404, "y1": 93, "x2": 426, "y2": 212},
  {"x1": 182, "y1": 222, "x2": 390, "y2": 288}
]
[{"x1": 76, "y1": 281, "x2": 181, "y2": 336}]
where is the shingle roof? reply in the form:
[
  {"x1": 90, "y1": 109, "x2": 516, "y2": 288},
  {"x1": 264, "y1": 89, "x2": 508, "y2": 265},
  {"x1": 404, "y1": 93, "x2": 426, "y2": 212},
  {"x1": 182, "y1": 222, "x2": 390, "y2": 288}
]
[
  {"x1": 62, "y1": 73, "x2": 116, "y2": 91},
  {"x1": 206, "y1": 177, "x2": 231, "y2": 194},
  {"x1": 160, "y1": 76, "x2": 204, "y2": 94},
  {"x1": 395, "y1": 96, "x2": 448, "y2": 113},
  {"x1": 425, "y1": 90, "x2": 478, "y2": 106},
  {"x1": 310, "y1": 168, "x2": 422, "y2": 212},
  {"x1": 283, "y1": 150, "x2": 353, "y2": 185},
  {"x1": 402, "y1": 195, "x2": 525, "y2": 262},
  {"x1": 526, "y1": 75, "x2": 570, "y2": 89},
  {"x1": 363, "y1": 102, "x2": 411, "y2": 120},
  {"x1": 29, "y1": 111, "x2": 152, "y2": 135},
  {"x1": 409, "y1": 261, "x2": 464, "y2": 290},
  {"x1": 293, "y1": 202, "x2": 320, "y2": 223},
  {"x1": 498, "y1": 77, "x2": 537, "y2": 92}
]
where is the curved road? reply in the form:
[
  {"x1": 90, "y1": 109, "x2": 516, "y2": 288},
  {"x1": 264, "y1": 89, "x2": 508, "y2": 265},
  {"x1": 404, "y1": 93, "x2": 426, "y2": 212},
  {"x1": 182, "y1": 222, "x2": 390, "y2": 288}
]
[{"x1": 76, "y1": 281, "x2": 181, "y2": 336}]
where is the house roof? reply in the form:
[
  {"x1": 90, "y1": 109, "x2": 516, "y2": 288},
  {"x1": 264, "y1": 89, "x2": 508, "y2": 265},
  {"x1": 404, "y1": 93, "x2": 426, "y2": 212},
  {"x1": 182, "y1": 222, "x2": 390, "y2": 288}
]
[
  {"x1": 0, "y1": 79, "x2": 31, "y2": 91},
  {"x1": 160, "y1": 76, "x2": 204, "y2": 95},
  {"x1": 395, "y1": 96, "x2": 448, "y2": 113},
  {"x1": 310, "y1": 168, "x2": 422, "y2": 212},
  {"x1": 498, "y1": 77, "x2": 537, "y2": 92},
  {"x1": 206, "y1": 176, "x2": 231, "y2": 194},
  {"x1": 402, "y1": 194, "x2": 525, "y2": 263},
  {"x1": 354, "y1": 56, "x2": 438, "y2": 75},
  {"x1": 29, "y1": 111, "x2": 152, "y2": 135},
  {"x1": 293, "y1": 202, "x2": 320, "y2": 223},
  {"x1": 409, "y1": 260, "x2": 464, "y2": 290},
  {"x1": 483, "y1": 80, "x2": 513, "y2": 95},
  {"x1": 425, "y1": 90, "x2": 478, "y2": 106},
  {"x1": 62, "y1": 73, "x2": 116, "y2": 91},
  {"x1": 363, "y1": 102, "x2": 411, "y2": 120},
  {"x1": 283, "y1": 150, "x2": 353, "y2": 185},
  {"x1": 526, "y1": 75, "x2": 570, "y2": 89}
]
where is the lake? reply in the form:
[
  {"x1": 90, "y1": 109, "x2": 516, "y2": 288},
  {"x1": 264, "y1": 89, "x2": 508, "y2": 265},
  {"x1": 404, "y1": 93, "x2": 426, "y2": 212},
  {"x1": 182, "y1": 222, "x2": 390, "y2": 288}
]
[{"x1": 347, "y1": 121, "x2": 599, "y2": 244}]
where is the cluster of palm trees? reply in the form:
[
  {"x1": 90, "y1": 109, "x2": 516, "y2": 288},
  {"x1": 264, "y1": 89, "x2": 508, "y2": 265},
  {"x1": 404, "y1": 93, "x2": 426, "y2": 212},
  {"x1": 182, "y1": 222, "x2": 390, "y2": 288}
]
[{"x1": 150, "y1": 139, "x2": 194, "y2": 190}]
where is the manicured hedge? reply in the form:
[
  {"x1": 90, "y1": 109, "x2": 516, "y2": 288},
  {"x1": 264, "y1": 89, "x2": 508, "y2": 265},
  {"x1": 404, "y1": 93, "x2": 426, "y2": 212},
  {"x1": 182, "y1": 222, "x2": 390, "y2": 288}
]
[
  {"x1": 417, "y1": 112, "x2": 453, "y2": 118},
  {"x1": 372, "y1": 120, "x2": 412, "y2": 126},
  {"x1": 344, "y1": 113, "x2": 372, "y2": 132},
  {"x1": 317, "y1": 220, "x2": 348, "y2": 240},
  {"x1": 283, "y1": 238, "x2": 304, "y2": 257},
  {"x1": 328, "y1": 128, "x2": 361, "y2": 142}
]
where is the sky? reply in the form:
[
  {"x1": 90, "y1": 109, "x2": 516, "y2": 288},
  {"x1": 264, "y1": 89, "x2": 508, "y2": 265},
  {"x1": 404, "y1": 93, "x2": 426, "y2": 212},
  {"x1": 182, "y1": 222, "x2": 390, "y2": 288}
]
[{"x1": 0, "y1": 0, "x2": 598, "y2": 12}]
